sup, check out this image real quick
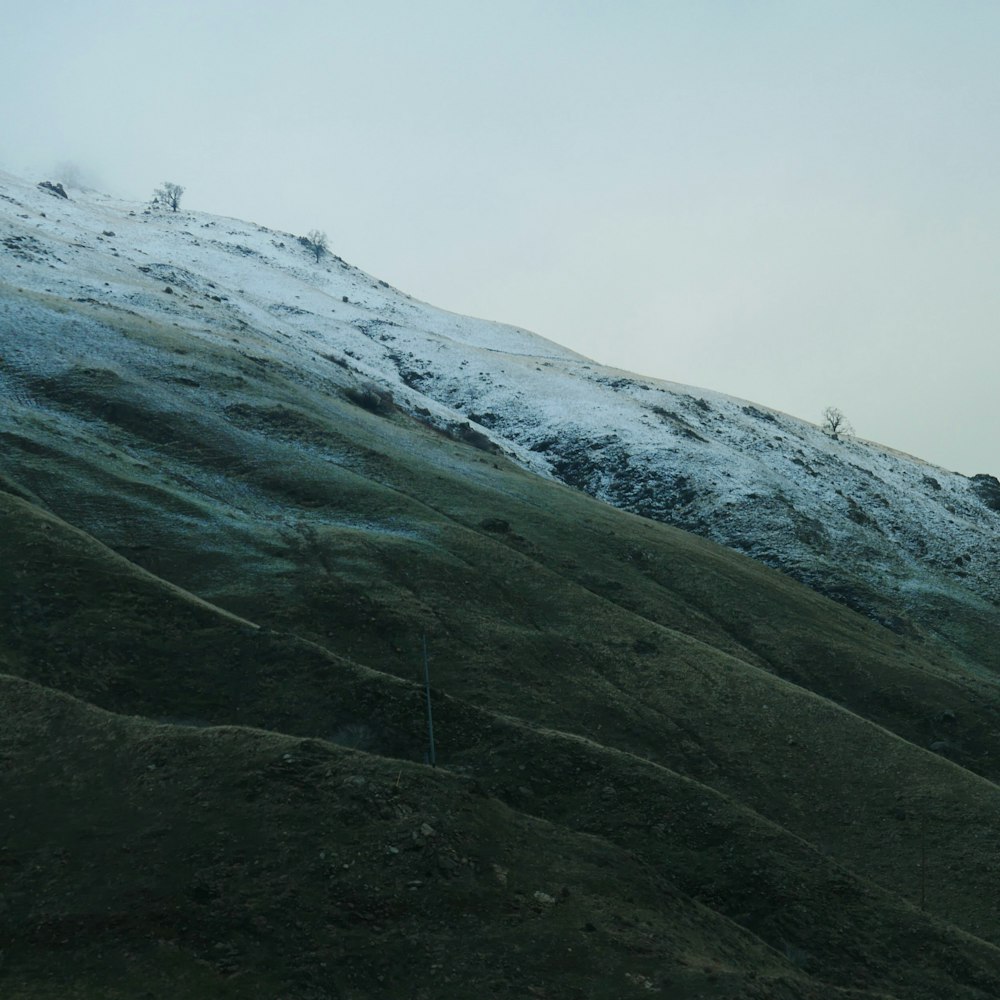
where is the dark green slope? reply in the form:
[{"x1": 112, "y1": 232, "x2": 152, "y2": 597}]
[
  {"x1": 3, "y1": 296, "x2": 1000, "y2": 996},
  {"x1": 1, "y1": 674, "x2": 803, "y2": 1000},
  {"x1": 5, "y1": 500, "x2": 1000, "y2": 999}
]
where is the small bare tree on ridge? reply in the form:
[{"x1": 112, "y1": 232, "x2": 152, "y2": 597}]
[
  {"x1": 153, "y1": 181, "x2": 184, "y2": 212},
  {"x1": 822, "y1": 406, "x2": 853, "y2": 439},
  {"x1": 305, "y1": 229, "x2": 328, "y2": 262}
]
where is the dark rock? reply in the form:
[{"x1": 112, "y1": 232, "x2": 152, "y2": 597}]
[
  {"x1": 467, "y1": 411, "x2": 500, "y2": 428},
  {"x1": 529, "y1": 437, "x2": 558, "y2": 453},
  {"x1": 741, "y1": 404, "x2": 778, "y2": 424},
  {"x1": 400, "y1": 370, "x2": 431, "y2": 390},
  {"x1": 969, "y1": 474, "x2": 1000, "y2": 513},
  {"x1": 37, "y1": 181, "x2": 68, "y2": 199},
  {"x1": 449, "y1": 422, "x2": 500, "y2": 454},
  {"x1": 345, "y1": 383, "x2": 395, "y2": 415}
]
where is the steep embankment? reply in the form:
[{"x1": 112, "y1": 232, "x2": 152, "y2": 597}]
[
  {"x1": 2, "y1": 172, "x2": 1000, "y2": 997},
  {"x1": 1, "y1": 170, "x2": 997, "y2": 676},
  {"x1": 6, "y1": 489, "x2": 1000, "y2": 1000}
]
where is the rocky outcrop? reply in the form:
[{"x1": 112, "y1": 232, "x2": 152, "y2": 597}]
[
  {"x1": 37, "y1": 181, "x2": 68, "y2": 199},
  {"x1": 969, "y1": 473, "x2": 1000, "y2": 513}
]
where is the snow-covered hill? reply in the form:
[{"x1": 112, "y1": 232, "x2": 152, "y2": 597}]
[{"x1": 1, "y1": 171, "x2": 997, "y2": 667}]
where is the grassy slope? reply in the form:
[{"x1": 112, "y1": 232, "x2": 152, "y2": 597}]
[
  {"x1": 3, "y1": 295, "x2": 1000, "y2": 996},
  {"x1": 6, "y1": 499, "x2": 1000, "y2": 1000}
]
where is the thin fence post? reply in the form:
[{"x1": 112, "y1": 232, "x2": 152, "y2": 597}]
[
  {"x1": 422, "y1": 633, "x2": 436, "y2": 767},
  {"x1": 919, "y1": 811, "x2": 927, "y2": 911}
]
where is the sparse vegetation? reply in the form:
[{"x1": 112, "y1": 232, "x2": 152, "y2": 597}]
[
  {"x1": 822, "y1": 405, "x2": 853, "y2": 437},
  {"x1": 153, "y1": 181, "x2": 184, "y2": 212},
  {"x1": 3, "y1": 169, "x2": 1000, "y2": 999},
  {"x1": 301, "y1": 228, "x2": 328, "y2": 261},
  {"x1": 448, "y1": 420, "x2": 500, "y2": 452},
  {"x1": 5, "y1": 461, "x2": 1000, "y2": 998},
  {"x1": 344, "y1": 380, "x2": 395, "y2": 414}
]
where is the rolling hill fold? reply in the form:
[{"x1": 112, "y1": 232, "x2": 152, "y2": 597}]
[{"x1": 3, "y1": 170, "x2": 1000, "y2": 998}]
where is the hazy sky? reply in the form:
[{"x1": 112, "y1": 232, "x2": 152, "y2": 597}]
[{"x1": 3, "y1": 1, "x2": 998, "y2": 475}]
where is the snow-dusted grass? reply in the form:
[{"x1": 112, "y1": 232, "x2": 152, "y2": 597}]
[{"x1": 2, "y1": 170, "x2": 997, "y2": 665}]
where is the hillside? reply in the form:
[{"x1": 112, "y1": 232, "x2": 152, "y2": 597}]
[
  {"x1": 3, "y1": 172, "x2": 996, "y2": 675},
  {"x1": 2, "y1": 172, "x2": 1000, "y2": 998}
]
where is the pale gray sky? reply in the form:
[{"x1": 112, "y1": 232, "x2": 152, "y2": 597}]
[{"x1": 3, "y1": 1, "x2": 998, "y2": 475}]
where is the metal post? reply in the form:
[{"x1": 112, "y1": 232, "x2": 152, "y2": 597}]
[
  {"x1": 422, "y1": 633, "x2": 436, "y2": 767},
  {"x1": 919, "y1": 812, "x2": 926, "y2": 911}
]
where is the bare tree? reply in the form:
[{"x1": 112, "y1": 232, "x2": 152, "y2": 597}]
[
  {"x1": 305, "y1": 229, "x2": 328, "y2": 262},
  {"x1": 153, "y1": 181, "x2": 184, "y2": 212},
  {"x1": 822, "y1": 406, "x2": 853, "y2": 438}
]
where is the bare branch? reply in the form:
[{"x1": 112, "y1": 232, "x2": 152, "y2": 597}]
[
  {"x1": 821, "y1": 406, "x2": 853, "y2": 439},
  {"x1": 304, "y1": 229, "x2": 328, "y2": 262},
  {"x1": 153, "y1": 182, "x2": 184, "y2": 212}
]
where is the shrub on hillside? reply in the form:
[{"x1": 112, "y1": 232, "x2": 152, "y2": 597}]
[
  {"x1": 344, "y1": 382, "x2": 395, "y2": 416},
  {"x1": 153, "y1": 181, "x2": 184, "y2": 212},
  {"x1": 449, "y1": 421, "x2": 500, "y2": 454},
  {"x1": 300, "y1": 230, "x2": 328, "y2": 262}
]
